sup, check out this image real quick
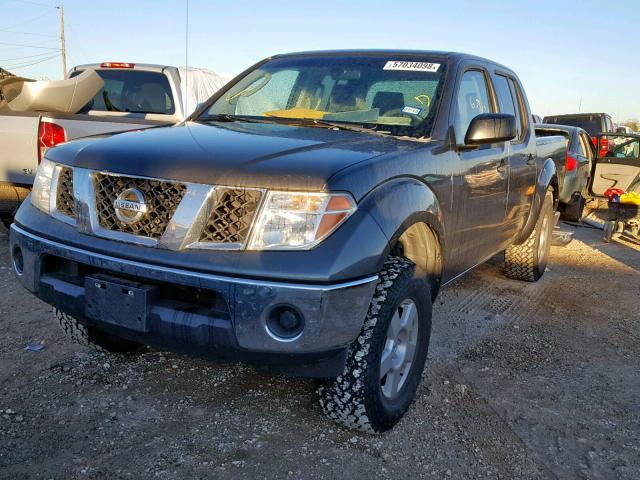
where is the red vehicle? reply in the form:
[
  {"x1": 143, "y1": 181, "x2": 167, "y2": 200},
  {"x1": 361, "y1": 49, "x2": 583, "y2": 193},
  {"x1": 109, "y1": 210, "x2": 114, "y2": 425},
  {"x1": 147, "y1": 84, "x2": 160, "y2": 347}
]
[{"x1": 543, "y1": 113, "x2": 615, "y2": 157}]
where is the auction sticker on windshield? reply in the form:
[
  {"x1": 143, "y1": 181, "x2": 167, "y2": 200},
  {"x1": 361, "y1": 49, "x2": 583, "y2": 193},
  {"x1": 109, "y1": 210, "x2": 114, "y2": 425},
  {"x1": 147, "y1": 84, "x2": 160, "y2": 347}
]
[{"x1": 383, "y1": 61, "x2": 440, "y2": 72}]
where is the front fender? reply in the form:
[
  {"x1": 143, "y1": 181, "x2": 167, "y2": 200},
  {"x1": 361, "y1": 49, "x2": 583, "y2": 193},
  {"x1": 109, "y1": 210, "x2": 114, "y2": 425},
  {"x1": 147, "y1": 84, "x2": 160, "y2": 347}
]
[
  {"x1": 513, "y1": 158, "x2": 557, "y2": 245},
  {"x1": 357, "y1": 177, "x2": 445, "y2": 271}
]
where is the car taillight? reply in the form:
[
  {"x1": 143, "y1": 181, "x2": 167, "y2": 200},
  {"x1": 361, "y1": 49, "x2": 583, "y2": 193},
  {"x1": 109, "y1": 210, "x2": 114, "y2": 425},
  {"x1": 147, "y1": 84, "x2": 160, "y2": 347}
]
[
  {"x1": 599, "y1": 137, "x2": 609, "y2": 156},
  {"x1": 38, "y1": 121, "x2": 66, "y2": 163},
  {"x1": 565, "y1": 153, "x2": 578, "y2": 172},
  {"x1": 100, "y1": 62, "x2": 134, "y2": 68}
]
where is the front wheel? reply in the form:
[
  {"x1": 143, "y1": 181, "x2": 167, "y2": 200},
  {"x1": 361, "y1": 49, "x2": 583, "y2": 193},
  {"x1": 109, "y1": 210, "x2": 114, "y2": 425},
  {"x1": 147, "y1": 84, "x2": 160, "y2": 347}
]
[
  {"x1": 317, "y1": 257, "x2": 432, "y2": 433},
  {"x1": 55, "y1": 310, "x2": 144, "y2": 353},
  {"x1": 504, "y1": 190, "x2": 554, "y2": 282}
]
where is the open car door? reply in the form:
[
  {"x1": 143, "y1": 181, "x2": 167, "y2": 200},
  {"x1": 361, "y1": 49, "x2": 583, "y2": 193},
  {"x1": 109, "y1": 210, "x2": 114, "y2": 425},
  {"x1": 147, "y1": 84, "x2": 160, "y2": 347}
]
[{"x1": 589, "y1": 133, "x2": 640, "y2": 197}]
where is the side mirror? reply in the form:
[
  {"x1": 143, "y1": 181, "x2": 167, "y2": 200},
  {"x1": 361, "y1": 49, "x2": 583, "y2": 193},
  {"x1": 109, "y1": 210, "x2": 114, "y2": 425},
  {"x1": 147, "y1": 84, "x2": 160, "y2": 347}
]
[{"x1": 464, "y1": 113, "x2": 516, "y2": 145}]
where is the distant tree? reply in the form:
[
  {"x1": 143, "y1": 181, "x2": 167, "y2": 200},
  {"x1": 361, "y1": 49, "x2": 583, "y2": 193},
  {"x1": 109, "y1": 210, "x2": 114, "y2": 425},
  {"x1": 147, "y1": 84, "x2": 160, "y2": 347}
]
[{"x1": 622, "y1": 119, "x2": 640, "y2": 132}]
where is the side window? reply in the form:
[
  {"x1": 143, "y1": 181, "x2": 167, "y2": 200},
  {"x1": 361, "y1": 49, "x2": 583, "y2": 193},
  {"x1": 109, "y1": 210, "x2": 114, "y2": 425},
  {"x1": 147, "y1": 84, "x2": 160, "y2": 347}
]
[
  {"x1": 454, "y1": 70, "x2": 492, "y2": 143},
  {"x1": 507, "y1": 78, "x2": 526, "y2": 141},
  {"x1": 493, "y1": 74, "x2": 521, "y2": 141}
]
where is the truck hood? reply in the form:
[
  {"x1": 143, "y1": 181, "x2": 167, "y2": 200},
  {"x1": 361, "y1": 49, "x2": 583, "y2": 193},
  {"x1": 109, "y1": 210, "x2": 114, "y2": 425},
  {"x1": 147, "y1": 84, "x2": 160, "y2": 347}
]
[{"x1": 47, "y1": 122, "x2": 421, "y2": 191}]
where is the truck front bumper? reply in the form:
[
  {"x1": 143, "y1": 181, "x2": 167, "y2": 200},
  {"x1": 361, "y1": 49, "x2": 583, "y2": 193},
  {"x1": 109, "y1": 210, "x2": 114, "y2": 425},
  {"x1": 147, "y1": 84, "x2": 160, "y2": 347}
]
[{"x1": 10, "y1": 225, "x2": 378, "y2": 377}]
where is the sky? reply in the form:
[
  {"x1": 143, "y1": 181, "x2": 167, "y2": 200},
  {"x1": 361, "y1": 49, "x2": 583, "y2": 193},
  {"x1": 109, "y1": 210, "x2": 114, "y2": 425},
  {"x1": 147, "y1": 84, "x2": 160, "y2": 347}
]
[{"x1": 1, "y1": 0, "x2": 639, "y2": 122}]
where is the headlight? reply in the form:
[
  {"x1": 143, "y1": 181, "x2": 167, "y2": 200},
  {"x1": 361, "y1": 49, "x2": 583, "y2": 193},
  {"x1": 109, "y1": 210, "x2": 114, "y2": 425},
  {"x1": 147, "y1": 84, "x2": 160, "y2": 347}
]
[
  {"x1": 30, "y1": 158, "x2": 56, "y2": 214},
  {"x1": 247, "y1": 191, "x2": 356, "y2": 250}
]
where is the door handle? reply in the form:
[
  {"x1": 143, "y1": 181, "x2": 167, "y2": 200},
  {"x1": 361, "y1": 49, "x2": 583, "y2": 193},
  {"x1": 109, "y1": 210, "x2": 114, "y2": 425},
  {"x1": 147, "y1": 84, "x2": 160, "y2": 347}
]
[
  {"x1": 497, "y1": 158, "x2": 508, "y2": 173},
  {"x1": 526, "y1": 154, "x2": 536, "y2": 166}
]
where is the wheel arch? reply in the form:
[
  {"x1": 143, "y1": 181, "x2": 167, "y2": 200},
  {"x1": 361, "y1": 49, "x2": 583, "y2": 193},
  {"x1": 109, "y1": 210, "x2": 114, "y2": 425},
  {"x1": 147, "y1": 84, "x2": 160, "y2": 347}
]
[
  {"x1": 513, "y1": 157, "x2": 558, "y2": 245},
  {"x1": 359, "y1": 177, "x2": 445, "y2": 300},
  {"x1": 390, "y1": 220, "x2": 443, "y2": 301}
]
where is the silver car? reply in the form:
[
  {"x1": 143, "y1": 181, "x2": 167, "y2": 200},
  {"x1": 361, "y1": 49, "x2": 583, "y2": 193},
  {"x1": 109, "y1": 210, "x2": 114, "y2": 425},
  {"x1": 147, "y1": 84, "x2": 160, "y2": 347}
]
[{"x1": 535, "y1": 124, "x2": 594, "y2": 221}]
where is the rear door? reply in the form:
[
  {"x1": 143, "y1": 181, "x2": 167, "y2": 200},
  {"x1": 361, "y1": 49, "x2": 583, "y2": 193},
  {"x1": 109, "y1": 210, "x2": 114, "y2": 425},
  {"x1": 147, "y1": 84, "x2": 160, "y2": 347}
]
[
  {"x1": 491, "y1": 73, "x2": 536, "y2": 235},
  {"x1": 589, "y1": 133, "x2": 640, "y2": 196}
]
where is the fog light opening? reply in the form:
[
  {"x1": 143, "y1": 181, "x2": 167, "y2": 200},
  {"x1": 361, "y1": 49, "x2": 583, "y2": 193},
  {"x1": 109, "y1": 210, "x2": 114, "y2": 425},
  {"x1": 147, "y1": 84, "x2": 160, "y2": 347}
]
[
  {"x1": 266, "y1": 305, "x2": 305, "y2": 341},
  {"x1": 12, "y1": 246, "x2": 24, "y2": 276}
]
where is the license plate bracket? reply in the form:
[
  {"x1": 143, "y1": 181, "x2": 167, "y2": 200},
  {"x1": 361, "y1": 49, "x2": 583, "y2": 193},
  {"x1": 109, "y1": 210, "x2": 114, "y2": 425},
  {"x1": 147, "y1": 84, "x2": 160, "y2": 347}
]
[{"x1": 85, "y1": 274, "x2": 158, "y2": 332}]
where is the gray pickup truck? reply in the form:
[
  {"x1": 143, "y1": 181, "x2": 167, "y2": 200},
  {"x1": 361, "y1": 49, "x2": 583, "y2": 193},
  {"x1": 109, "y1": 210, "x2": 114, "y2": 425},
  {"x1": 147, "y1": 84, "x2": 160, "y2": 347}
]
[
  {"x1": 0, "y1": 63, "x2": 226, "y2": 227},
  {"x1": 10, "y1": 50, "x2": 566, "y2": 432}
]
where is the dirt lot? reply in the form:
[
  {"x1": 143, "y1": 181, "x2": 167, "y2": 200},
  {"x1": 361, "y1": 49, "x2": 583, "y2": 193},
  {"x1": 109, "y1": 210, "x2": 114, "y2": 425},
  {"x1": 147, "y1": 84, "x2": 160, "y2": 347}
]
[{"x1": 0, "y1": 223, "x2": 638, "y2": 480}]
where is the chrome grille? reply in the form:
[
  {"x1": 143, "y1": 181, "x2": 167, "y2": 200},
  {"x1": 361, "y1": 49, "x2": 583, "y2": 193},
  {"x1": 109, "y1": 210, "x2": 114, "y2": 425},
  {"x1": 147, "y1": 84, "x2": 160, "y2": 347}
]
[
  {"x1": 93, "y1": 173, "x2": 186, "y2": 239},
  {"x1": 199, "y1": 188, "x2": 262, "y2": 244},
  {"x1": 56, "y1": 167, "x2": 75, "y2": 218}
]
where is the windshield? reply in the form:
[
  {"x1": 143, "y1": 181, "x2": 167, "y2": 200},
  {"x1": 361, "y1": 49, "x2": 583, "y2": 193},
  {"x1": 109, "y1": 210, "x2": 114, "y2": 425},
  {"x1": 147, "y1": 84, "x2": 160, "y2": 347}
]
[
  {"x1": 70, "y1": 69, "x2": 175, "y2": 115},
  {"x1": 200, "y1": 55, "x2": 446, "y2": 138}
]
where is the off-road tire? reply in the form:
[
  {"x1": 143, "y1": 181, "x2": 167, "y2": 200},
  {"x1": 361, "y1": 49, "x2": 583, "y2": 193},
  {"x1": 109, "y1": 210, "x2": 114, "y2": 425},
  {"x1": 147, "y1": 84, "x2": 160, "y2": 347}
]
[
  {"x1": 317, "y1": 256, "x2": 432, "y2": 433},
  {"x1": 561, "y1": 194, "x2": 585, "y2": 222},
  {"x1": 55, "y1": 309, "x2": 144, "y2": 353},
  {"x1": 504, "y1": 190, "x2": 554, "y2": 282}
]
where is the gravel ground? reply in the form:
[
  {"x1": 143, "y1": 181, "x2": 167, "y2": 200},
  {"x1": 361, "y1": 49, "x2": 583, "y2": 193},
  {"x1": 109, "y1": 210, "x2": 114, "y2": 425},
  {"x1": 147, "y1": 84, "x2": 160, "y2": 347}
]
[{"x1": 0, "y1": 222, "x2": 638, "y2": 480}]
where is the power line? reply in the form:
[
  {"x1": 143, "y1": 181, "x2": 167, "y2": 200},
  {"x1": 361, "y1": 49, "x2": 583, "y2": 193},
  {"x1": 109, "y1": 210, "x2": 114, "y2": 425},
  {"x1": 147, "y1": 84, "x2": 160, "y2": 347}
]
[
  {"x1": 9, "y1": 0, "x2": 58, "y2": 8},
  {"x1": 0, "y1": 40, "x2": 59, "y2": 50},
  {"x1": 0, "y1": 10, "x2": 52, "y2": 31},
  {"x1": 0, "y1": 50, "x2": 54, "y2": 61},
  {"x1": 5, "y1": 52, "x2": 60, "y2": 69},
  {"x1": 0, "y1": 29, "x2": 58, "y2": 37}
]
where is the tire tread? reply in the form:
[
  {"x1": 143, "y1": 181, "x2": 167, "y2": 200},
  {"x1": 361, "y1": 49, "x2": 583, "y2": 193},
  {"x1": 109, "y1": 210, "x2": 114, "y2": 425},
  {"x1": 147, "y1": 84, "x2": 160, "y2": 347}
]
[
  {"x1": 317, "y1": 256, "x2": 418, "y2": 433},
  {"x1": 504, "y1": 191, "x2": 553, "y2": 282}
]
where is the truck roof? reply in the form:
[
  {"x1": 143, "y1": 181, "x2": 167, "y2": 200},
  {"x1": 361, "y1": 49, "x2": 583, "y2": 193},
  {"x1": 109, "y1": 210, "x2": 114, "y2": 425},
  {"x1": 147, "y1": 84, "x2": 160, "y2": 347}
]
[
  {"x1": 544, "y1": 113, "x2": 610, "y2": 118},
  {"x1": 271, "y1": 49, "x2": 511, "y2": 70},
  {"x1": 73, "y1": 63, "x2": 175, "y2": 73}
]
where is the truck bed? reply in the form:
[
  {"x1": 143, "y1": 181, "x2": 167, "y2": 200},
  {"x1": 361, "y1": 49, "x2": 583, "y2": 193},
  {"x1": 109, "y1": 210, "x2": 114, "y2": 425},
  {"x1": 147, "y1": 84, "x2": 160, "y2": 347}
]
[
  {"x1": 0, "y1": 110, "x2": 171, "y2": 183},
  {"x1": 536, "y1": 134, "x2": 568, "y2": 196},
  {"x1": 0, "y1": 110, "x2": 175, "y2": 217}
]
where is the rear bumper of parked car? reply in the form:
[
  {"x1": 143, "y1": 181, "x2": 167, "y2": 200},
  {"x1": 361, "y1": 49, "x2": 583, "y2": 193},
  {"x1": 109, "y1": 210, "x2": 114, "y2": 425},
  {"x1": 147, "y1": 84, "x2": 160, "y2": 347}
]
[{"x1": 10, "y1": 224, "x2": 378, "y2": 377}]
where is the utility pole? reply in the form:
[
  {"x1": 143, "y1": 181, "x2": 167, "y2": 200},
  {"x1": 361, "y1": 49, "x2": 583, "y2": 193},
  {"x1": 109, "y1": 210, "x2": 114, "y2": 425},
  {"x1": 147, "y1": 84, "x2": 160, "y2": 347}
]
[{"x1": 58, "y1": 4, "x2": 67, "y2": 78}]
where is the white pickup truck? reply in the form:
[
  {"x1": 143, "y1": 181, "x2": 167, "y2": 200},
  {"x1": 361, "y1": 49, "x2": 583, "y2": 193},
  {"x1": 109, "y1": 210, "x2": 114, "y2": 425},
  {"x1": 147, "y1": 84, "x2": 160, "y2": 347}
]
[{"x1": 0, "y1": 62, "x2": 228, "y2": 226}]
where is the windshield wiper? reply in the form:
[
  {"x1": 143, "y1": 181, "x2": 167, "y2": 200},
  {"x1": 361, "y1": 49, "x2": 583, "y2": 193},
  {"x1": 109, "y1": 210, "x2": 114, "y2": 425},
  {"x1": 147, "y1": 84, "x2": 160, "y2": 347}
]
[
  {"x1": 197, "y1": 114, "x2": 275, "y2": 124},
  {"x1": 198, "y1": 114, "x2": 393, "y2": 137},
  {"x1": 307, "y1": 118, "x2": 390, "y2": 136}
]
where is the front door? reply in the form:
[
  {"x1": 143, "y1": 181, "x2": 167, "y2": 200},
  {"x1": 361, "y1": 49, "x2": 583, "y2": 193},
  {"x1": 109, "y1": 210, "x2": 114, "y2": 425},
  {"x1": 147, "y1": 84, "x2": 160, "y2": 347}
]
[{"x1": 450, "y1": 68, "x2": 508, "y2": 270}]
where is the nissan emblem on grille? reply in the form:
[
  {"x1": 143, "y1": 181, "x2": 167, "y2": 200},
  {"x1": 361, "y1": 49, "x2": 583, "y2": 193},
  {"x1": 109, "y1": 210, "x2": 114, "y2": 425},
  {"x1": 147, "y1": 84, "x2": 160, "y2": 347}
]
[
  {"x1": 113, "y1": 188, "x2": 148, "y2": 224},
  {"x1": 94, "y1": 173, "x2": 187, "y2": 239}
]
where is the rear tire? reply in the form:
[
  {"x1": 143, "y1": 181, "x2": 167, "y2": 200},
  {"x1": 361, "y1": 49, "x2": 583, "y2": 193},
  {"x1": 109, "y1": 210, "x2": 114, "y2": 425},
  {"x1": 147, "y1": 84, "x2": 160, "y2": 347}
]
[
  {"x1": 561, "y1": 194, "x2": 585, "y2": 222},
  {"x1": 504, "y1": 190, "x2": 554, "y2": 282},
  {"x1": 317, "y1": 256, "x2": 432, "y2": 433},
  {"x1": 55, "y1": 309, "x2": 144, "y2": 353}
]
